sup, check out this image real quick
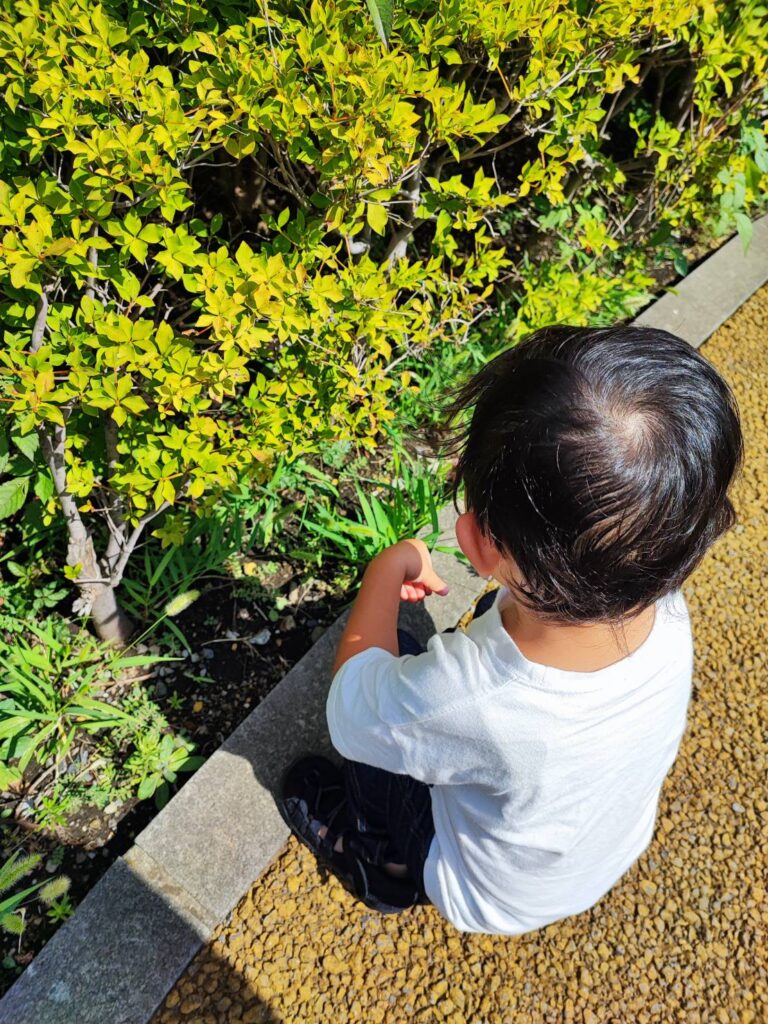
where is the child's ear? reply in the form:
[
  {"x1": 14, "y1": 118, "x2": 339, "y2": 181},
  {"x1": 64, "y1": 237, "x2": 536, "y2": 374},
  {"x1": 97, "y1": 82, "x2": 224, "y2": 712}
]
[{"x1": 456, "y1": 511, "x2": 502, "y2": 577}]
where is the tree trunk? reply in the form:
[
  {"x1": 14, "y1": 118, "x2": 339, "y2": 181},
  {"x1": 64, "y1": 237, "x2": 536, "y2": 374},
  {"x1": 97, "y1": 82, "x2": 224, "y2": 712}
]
[
  {"x1": 68, "y1": 524, "x2": 134, "y2": 645},
  {"x1": 89, "y1": 583, "x2": 135, "y2": 645}
]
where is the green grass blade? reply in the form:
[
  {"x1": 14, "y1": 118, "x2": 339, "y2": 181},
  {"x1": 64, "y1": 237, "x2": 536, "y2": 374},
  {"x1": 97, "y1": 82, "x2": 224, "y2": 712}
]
[
  {"x1": 149, "y1": 544, "x2": 178, "y2": 588},
  {"x1": 161, "y1": 617, "x2": 192, "y2": 653}
]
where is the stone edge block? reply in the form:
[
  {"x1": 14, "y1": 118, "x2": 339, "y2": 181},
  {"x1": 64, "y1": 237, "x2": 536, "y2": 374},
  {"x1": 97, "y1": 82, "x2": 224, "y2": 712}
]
[{"x1": 634, "y1": 214, "x2": 768, "y2": 348}]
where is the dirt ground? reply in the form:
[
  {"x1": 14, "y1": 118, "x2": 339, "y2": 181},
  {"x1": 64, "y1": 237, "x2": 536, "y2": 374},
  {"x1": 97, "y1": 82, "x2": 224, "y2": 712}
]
[{"x1": 152, "y1": 286, "x2": 768, "y2": 1024}]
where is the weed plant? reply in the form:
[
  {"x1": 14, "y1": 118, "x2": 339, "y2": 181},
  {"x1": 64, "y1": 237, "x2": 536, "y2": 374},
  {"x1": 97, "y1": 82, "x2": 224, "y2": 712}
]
[
  {"x1": 0, "y1": 620, "x2": 158, "y2": 789},
  {"x1": 0, "y1": 851, "x2": 70, "y2": 939}
]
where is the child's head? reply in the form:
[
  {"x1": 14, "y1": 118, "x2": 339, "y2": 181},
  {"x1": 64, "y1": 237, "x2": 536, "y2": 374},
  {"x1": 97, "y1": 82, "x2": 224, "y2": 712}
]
[{"x1": 448, "y1": 325, "x2": 743, "y2": 624}]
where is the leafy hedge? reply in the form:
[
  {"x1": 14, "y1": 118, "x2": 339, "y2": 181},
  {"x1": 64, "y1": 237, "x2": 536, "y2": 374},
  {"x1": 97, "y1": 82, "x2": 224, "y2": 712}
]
[{"x1": 0, "y1": 0, "x2": 766, "y2": 638}]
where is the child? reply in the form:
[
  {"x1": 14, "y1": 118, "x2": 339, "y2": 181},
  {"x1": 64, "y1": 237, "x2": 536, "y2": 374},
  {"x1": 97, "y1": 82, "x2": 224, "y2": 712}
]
[{"x1": 279, "y1": 324, "x2": 743, "y2": 934}]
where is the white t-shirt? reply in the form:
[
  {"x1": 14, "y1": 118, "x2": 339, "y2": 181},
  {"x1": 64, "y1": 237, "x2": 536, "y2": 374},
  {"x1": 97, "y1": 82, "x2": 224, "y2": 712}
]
[{"x1": 326, "y1": 587, "x2": 693, "y2": 935}]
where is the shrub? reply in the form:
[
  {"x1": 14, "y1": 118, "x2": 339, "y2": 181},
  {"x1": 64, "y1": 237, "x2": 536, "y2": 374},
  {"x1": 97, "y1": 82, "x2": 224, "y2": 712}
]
[{"x1": 0, "y1": 0, "x2": 765, "y2": 640}]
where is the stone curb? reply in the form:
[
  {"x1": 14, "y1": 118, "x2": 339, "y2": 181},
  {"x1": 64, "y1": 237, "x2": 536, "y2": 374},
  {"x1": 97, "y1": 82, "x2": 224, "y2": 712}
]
[
  {"x1": 634, "y1": 213, "x2": 768, "y2": 347},
  {"x1": 2, "y1": 217, "x2": 767, "y2": 1024}
]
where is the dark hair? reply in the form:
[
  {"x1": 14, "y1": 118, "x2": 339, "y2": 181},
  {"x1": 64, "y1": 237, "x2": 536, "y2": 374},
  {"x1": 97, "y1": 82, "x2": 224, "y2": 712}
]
[{"x1": 447, "y1": 325, "x2": 744, "y2": 624}]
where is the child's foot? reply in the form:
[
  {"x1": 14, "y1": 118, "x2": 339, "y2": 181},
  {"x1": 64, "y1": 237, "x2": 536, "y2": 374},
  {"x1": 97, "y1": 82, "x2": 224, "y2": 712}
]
[
  {"x1": 316, "y1": 823, "x2": 342, "y2": 850},
  {"x1": 317, "y1": 827, "x2": 410, "y2": 878},
  {"x1": 279, "y1": 756, "x2": 350, "y2": 864},
  {"x1": 382, "y1": 862, "x2": 410, "y2": 878},
  {"x1": 280, "y1": 756, "x2": 420, "y2": 912}
]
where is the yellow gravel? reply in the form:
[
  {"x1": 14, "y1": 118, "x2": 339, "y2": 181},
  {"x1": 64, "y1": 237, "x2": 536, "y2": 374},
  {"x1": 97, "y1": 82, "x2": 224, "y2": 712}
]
[{"x1": 153, "y1": 288, "x2": 768, "y2": 1024}]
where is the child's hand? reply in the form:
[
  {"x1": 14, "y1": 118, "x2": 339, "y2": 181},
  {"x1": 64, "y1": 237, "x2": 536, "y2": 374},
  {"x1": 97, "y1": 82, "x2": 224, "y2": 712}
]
[
  {"x1": 334, "y1": 538, "x2": 450, "y2": 672},
  {"x1": 376, "y1": 538, "x2": 450, "y2": 603}
]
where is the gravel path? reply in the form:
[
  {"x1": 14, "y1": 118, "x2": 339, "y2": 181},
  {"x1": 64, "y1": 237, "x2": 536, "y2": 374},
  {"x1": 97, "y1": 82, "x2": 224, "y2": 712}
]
[{"x1": 152, "y1": 287, "x2": 767, "y2": 1024}]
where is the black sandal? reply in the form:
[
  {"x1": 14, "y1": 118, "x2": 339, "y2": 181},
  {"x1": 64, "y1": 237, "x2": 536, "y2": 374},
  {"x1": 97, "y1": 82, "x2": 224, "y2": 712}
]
[
  {"x1": 345, "y1": 853, "x2": 421, "y2": 914},
  {"x1": 278, "y1": 755, "x2": 353, "y2": 873},
  {"x1": 278, "y1": 755, "x2": 421, "y2": 914}
]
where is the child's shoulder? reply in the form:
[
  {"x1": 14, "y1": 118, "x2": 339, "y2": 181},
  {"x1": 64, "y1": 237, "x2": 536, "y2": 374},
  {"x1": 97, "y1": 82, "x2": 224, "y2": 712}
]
[{"x1": 392, "y1": 623, "x2": 505, "y2": 715}]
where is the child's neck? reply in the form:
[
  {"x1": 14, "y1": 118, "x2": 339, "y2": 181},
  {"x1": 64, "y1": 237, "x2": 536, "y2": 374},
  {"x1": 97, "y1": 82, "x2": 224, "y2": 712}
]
[{"x1": 497, "y1": 590, "x2": 657, "y2": 673}]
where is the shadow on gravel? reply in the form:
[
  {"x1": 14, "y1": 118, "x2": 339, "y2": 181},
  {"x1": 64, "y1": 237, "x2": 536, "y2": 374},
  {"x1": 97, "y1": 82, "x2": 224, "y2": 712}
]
[{"x1": 150, "y1": 931, "x2": 284, "y2": 1024}]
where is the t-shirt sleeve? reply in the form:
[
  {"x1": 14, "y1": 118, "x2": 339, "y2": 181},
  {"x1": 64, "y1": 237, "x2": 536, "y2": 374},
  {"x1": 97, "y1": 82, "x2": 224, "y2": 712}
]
[{"x1": 325, "y1": 632, "x2": 482, "y2": 780}]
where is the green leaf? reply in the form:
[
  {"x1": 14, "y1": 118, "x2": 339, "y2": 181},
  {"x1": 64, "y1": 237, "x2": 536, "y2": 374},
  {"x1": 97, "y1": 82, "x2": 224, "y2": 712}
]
[
  {"x1": 0, "y1": 881, "x2": 44, "y2": 917},
  {"x1": 365, "y1": 0, "x2": 393, "y2": 47},
  {"x1": 366, "y1": 203, "x2": 388, "y2": 235},
  {"x1": 734, "y1": 212, "x2": 753, "y2": 254},
  {"x1": 0, "y1": 477, "x2": 29, "y2": 519},
  {"x1": 161, "y1": 618, "x2": 191, "y2": 652},
  {"x1": 0, "y1": 717, "x2": 33, "y2": 743},
  {"x1": 435, "y1": 209, "x2": 452, "y2": 239},
  {"x1": 0, "y1": 432, "x2": 9, "y2": 475},
  {"x1": 0, "y1": 764, "x2": 22, "y2": 791},
  {"x1": 673, "y1": 251, "x2": 688, "y2": 276},
  {"x1": 150, "y1": 545, "x2": 180, "y2": 588},
  {"x1": 155, "y1": 784, "x2": 170, "y2": 810},
  {"x1": 109, "y1": 654, "x2": 171, "y2": 670},
  {"x1": 11, "y1": 432, "x2": 39, "y2": 462},
  {"x1": 650, "y1": 222, "x2": 672, "y2": 246},
  {"x1": 33, "y1": 471, "x2": 55, "y2": 503},
  {"x1": 137, "y1": 776, "x2": 157, "y2": 800}
]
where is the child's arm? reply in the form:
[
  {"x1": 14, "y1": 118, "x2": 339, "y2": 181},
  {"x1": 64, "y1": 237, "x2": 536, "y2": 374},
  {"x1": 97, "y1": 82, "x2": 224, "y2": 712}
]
[{"x1": 332, "y1": 538, "x2": 450, "y2": 675}]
